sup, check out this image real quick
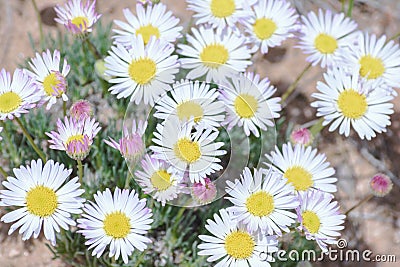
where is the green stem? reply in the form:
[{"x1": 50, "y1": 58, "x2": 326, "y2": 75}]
[
  {"x1": 387, "y1": 32, "x2": 400, "y2": 43},
  {"x1": 134, "y1": 252, "x2": 146, "y2": 267},
  {"x1": 15, "y1": 117, "x2": 46, "y2": 162},
  {"x1": 0, "y1": 166, "x2": 8, "y2": 178},
  {"x1": 63, "y1": 101, "x2": 67, "y2": 117},
  {"x1": 124, "y1": 170, "x2": 132, "y2": 189},
  {"x1": 84, "y1": 37, "x2": 102, "y2": 60},
  {"x1": 341, "y1": 0, "x2": 346, "y2": 12},
  {"x1": 347, "y1": 0, "x2": 354, "y2": 17},
  {"x1": 77, "y1": 160, "x2": 83, "y2": 184},
  {"x1": 281, "y1": 63, "x2": 312, "y2": 103},
  {"x1": 345, "y1": 194, "x2": 373, "y2": 216},
  {"x1": 0, "y1": 121, "x2": 20, "y2": 165},
  {"x1": 31, "y1": 0, "x2": 44, "y2": 48},
  {"x1": 309, "y1": 118, "x2": 325, "y2": 136}
]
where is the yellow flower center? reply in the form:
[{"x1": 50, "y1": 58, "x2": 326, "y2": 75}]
[
  {"x1": 225, "y1": 231, "x2": 255, "y2": 259},
  {"x1": 253, "y1": 18, "x2": 277, "y2": 40},
  {"x1": 103, "y1": 211, "x2": 131, "y2": 239},
  {"x1": 174, "y1": 138, "x2": 201, "y2": 163},
  {"x1": 359, "y1": 55, "x2": 385, "y2": 79},
  {"x1": 210, "y1": 0, "x2": 235, "y2": 18},
  {"x1": 43, "y1": 73, "x2": 62, "y2": 96},
  {"x1": 136, "y1": 24, "x2": 160, "y2": 44},
  {"x1": 26, "y1": 186, "x2": 58, "y2": 217},
  {"x1": 129, "y1": 58, "x2": 157, "y2": 85},
  {"x1": 200, "y1": 44, "x2": 229, "y2": 68},
  {"x1": 0, "y1": 92, "x2": 22, "y2": 113},
  {"x1": 66, "y1": 134, "x2": 85, "y2": 146},
  {"x1": 302, "y1": 210, "x2": 321, "y2": 234},
  {"x1": 71, "y1": 16, "x2": 89, "y2": 31},
  {"x1": 314, "y1": 33, "x2": 338, "y2": 54},
  {"x1": 150, "y1": 170, "x2": 172, "y2": 191},
  {"x1": 337, "y1": 90, "x2": 368, "y2": 119},
  {"x1": 176, "y1": 101, "x2": 204, "y2": 123},
  {"x1": 284, "y1": 166, "x2": 313, "y2": 191},
  {"x1": 234, "y1": 94, "x2": 258, "y2": 118},
  {"x1": 246, "y1": 191, "x2": 275, "y2": 217}
]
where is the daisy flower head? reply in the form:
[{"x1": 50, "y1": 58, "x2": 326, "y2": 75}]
[
  {"x1": 244, "y1": 0, "x2": 299, "y2": 54},
  {"x1": 26, "y1": 49, "x2": 70, "y2": 109},
  {"x1": 297, "y1": 190, "x2": 345, "y2": 252},
  {"x1": 154, "y1": 79, "x2": 225, "y2": 129},
  {"x1": 105, "y1": 35, "x2": 179, "y2": 106},
  {"x1": 369, "y1": 173, "x2": 393, "y2": 197},
  {"x1": 46, "y1": 116, "x2": 101, "y2": 160},
  {"x1": 78, "y1": 188, "x2": 153, "y2": 264},
  {"x1": 0, "y1": 159, "x2": 85, "y2": 245},
  {"x1": 297, "y1": 9, "x2": 358, "y2": 68},
  {"x1": 150, "y1": 117, "x2": 226, "y2": 184},
  {"x1": 104, "y1": 120, "x2": 147, "y2": 161},
  {"x1": 54, "y1": 0, "x2": 101, "y2": 35},
  {"x1": 186, "y1": 0, "x2": 256, "y2": 29},
  {"x1": 219, "y1": 72, "x2": 281, "y2": 137},
  {"x1": 70, "y1": 99, "x2": 93, "y2": 120},
  {"x1": 342, "y1": 32, "x2": 400, "y2": 92},
  {"x1": 135, "y1": 154, "x2": 183, "y2": 206},
  {"x1": 191, "y1": 177, "x2": 217, "y2": 204},
  {"x1": 0, "y1": 68, "x2": 41, "y2": 121},
  {"x1": 290, "y1": 128, "x2": 313, "y2": 146},
  {"x1": 266, "y1": 142, "x2": 337, "y2": 193},
  {"x1": 226, "y1": 167, "x2": 298, "y2": 235},
  {"x1": 311, "y1": 67, "x2": 394, "y2": 140},
  {"x1": 198, "y1": 209, "x2": 278, "y2": 267},
  {"x1": 179, "y1": 26, "x2": 252, "y2": 83},
  {"x1": 113, "y1": 3, "x2": 183, "y2": 47}
]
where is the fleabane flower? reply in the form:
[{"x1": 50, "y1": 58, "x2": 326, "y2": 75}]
[
  {"x1": 135, "y1": 154, "x2": 184, "y2": 206},
  {"x1": 70, "y1": 99, "x2": 93, "y2": 120},
  {"x1": 198, "y1": 209, "x2": 278, "y2": 267},
  {"x1": 46, "y1": 116, "x2": 101, "y2": 160},
  {"x1": 297, "y1": 9, "x2": 358, "y2": 68},
  {"x1": 154, "y1": 79, "x2": 225, "y2": 129},
  {"x1": 290, "y1": 128, "x2": 313, "y2": 146},
  {"x1": 244, "y1": 0, "x2": 298, "y2": 54},
  {"x1": 226, "y1": 168, "x2": 298, "y2": 235},
  {"x1": 0, "y1": 68, "x2": 41, "y2": 121},
  {"x1": 266, "y1": 142, "x2": 337, "y2": 193},
  {"x1": 186, "y1": 0, "x2": 256, "y2": 29},
  {"x1": 297, "y1": 190, "x2": 345, "y2": 252},
  {"x1": 219, "y1": 72, "x2": 281, "y2": 137},
  {"x1": 179, "y1": 26, "x2": 252, "y2": 83},
  {"x1": 369, "y1": 173, "x2": 393, "y2": 197},
  {"x1": 311, "y1": 68, "x2": 394, "y2": 140},
  {"x1": 113, "y1": 3, "x2": 182, "y2": 47},
  {"x1": 0, "y1": 159, "x2": 85, "y2": 246},
  {"x1": 191, "y1": 177, "x2": 217, "y2": 204},
  {"x1": 341, "y1": 32, "x2": 400, "y2": 93},
  {"x1": 26, "y1": 49, "x2": 70, "y2": 109},
  {"x1": 78, "y1": 188, "x2": 153, "y2": 264},
  {"x1": 54, "y1": 0, "x2": 101, "y2": 35},
  {"x1": 104, "y1": 120, "x2": 147, "y2": 161},
  {"x1": 105, "y1": 35, "x2": 179, "y2": 106},
  {"x1": 150, "y1": 117, "x2": 226, "y2": 184}
]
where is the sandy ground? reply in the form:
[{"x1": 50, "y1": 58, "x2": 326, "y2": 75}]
[{"x1": 0, "y1": 0, "x2": 399, "y2": 266}]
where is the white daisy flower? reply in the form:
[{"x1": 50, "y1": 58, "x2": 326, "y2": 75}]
[
  {"x1": 105, "y1": 35, "x2": 179, "y2": 106},
  {"x1": 54, "y1": 0, "x2": 101, "y2": 35},
  {"x1": 154, "y1": 79, "x2": 225, "y2": 129},
  {"x1": 78, "y1": 188, "x2": 153, "y2": 264},
  {"x1": 26, "y1": 49, "x2": 70, "y2": 110},
  {"x1": 244, "y1": 0, "x2": 298, "y2": 54},
  {"x1": 297, "y1": 9, "x2": 358, "y2": 68},
  {"x1": 198, "y1": 209, "x2": 278, "y2": 267},
  {"x1": 113, "y1": 3, "x2": 183, "y2": 46},
  {"x1": 179, "y1": 26, "x2": 252, "y2": 83},
  {"x1": 46, "y1": 116, "x2": 101, "y2": 160},
  {"x1": 266, "y1": 142, "x2": 337, "y2": 193},
  {"x1": 0, "y1": 159, "x2": 84, "y2": 246},
  {"x1": 186, "y1": 0, "x2": 256, "y2": 29},
  {"x1": 311, "y1": 68, "x2": 394, "y2": 140},
  {"x1": 150, "y1": 117, "x2": 226, "y2": 184},
  {"x1": 0, "y1": 68, "x2": 41, "y2": 121},
  {"x1": 219, "y1": 72, "x2": 281, "y2": 137},
  {"x1": 297, "y1": 190, "x2": 345, "y2": 252},
  {"x1": 226, "y1": 167, "x2": 299, "y2": 235},
  {"x1": 135, "y1": 154, "x2": 183, "y2": 206},
  {"x1": 341, "y1": 32, "x2": 400, "y2": 92}
]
